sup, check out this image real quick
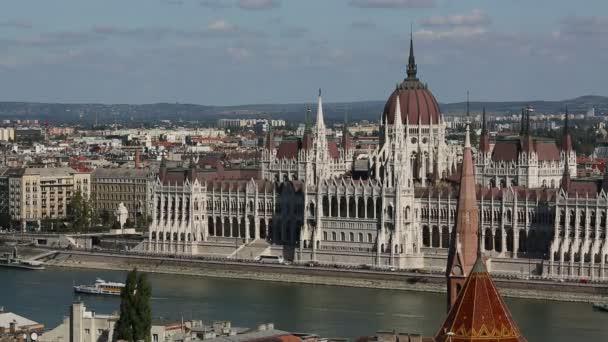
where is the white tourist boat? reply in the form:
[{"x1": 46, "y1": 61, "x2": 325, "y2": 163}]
[{"x1": 73, "y1": 278, "x2": 125, "y2": 296}]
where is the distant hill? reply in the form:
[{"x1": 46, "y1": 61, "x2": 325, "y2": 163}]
[
  {"x1": 0, "y1": 95, "x2": 606, "y2": 126},
  {"x1": 440, "y1": 95, "x2": 608, "y2": 116}
]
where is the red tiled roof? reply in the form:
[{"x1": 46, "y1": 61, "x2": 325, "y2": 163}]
[
  {"x1": 245, "y1": 334, "x2": 302, "y2": 342},
  {"x1": 276, "y1": 138, "x2": 340, "y2": 160},
  {"x1": 276, "y1": 141, "x2": 300, "y2": 159},
  {"x1": 328, "y1": 141, "x2": 340, "y2": 159},
  {"x1": 491, "y1": 141, "x2": 519, "y2": 162},
  {"x1": 565, "y1": 180, "x2": 600, "y2": 197},
  {"x1": 435, "y1": 258, "x2": 527, "y2": 342},
  {"x1": 491, "y1": 138, "x2": 560, "y2": 162},
  {"x1": 160, "y1": 168, "x2": 261, "y2": 186},
  {"x1": 383, "y1": 80, "x2": 441, "y2": 125},
  {"x1": 534, "y1": 141, "x2": 560, "y2": 161}
]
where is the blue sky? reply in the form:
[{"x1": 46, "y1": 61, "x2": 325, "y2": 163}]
[{"x1": 1, "y1": 0, "x2": 607, "y2": 105}]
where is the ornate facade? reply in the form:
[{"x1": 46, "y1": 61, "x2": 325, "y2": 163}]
[
  {"x1": 475, "y1": 108, "x2": 576, "y2": 189},
  {"x1": 143, "y1": 36, "x2": 608, "y2": 282}
]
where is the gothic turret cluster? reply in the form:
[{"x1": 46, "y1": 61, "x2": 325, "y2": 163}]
[{"x1": 475, "y1": 106, "x2": 576, "y2": 189}]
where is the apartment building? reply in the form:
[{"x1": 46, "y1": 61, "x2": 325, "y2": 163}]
[
  {"x1": 92, "y1": 168, "x2": 153, "y2": 225},
  {"x1": 1, "y1": 167, "x2": 91, "y2": 231}
]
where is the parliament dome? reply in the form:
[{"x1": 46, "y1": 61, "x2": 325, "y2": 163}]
[{"x1": 382, "y1": 36, "x2": 442, "y2": 126}]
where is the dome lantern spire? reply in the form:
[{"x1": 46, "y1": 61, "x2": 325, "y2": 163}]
[{"x1": 406, "y1": 26, "x2": 417, "y2": 80}]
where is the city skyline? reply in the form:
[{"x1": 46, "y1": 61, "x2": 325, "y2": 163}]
[{"x1": 1, "y1": 0, "x2": 607, "y2": 105}]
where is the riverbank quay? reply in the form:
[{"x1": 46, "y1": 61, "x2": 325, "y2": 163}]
[{"x1": 6, "y1": 245, "x2": 604, "y2": 304}]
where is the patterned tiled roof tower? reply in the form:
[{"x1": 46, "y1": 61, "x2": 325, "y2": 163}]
[
  {"x1": 435, "y1": 256, "x2": 528, "y2": 342},
  {"x1": 445, "y1": 124, "x2": 479, "y2": 311}
]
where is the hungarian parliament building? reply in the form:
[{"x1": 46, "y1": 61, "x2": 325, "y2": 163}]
[{"x1": 142, "y1": 38, "x2": 608, "y2": 282}]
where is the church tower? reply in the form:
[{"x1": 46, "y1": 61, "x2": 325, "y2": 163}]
[{"x1": 446, "y1": 124, "x2": 479, "y2": 311}]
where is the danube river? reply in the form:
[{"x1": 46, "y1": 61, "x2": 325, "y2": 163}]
[{"x1": 1, "y1": 267, "x2": 607, "y2": 341}]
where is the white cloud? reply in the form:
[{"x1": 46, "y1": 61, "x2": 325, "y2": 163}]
[
  {"x1": 199, "y1": 0, "x2": 232, "y2": 9},
  {"x1": 238, "y1": 0, "x2": 280, "y2": 10},
  {"x1": 207, "y1": 20, "x2": 235, "y2": 32},
  {"x1": 349, "y1": 0, "x2": 435, "y2": 9},
  {"x1": 415, "y1": 26, "x2": 488, "y2": 40},
  {"x1": 420, "y1": 9, "x2": 490, "y2": 28},
  {"x1": 558, "y1": 16, "x2": 608, "y2": 37},
  {"x1": 227, "y1": 46, "x2": 251, "y2": 59}
]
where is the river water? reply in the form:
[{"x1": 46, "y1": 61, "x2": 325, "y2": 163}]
[{"x1": 1, "y1": 267, "x2": 607, "y2": 341}]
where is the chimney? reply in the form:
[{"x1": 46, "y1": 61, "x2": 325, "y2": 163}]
[{"x1": 9, "y1": 320, "x2": 16, "y2": 334}]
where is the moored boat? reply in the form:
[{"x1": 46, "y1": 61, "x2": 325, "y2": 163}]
[
  {"x1": 592, "y1": 303, "x2": 608, "y2": 312},
  {"x1": 73, "y1": 278, "x2": 125, "y2": 296},
  {"x1": 0, "y1": 247, "x2": 45, "y2": 270}
]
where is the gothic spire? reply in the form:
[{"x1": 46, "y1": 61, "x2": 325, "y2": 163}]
[
  {"x1": 520, "y1": 108, "x2": 525, "y2": 136},
  {"x1": 406, "y1": 28, "x2": 417, "y2": 80},
  {"x1": 394, "y1": 93, "x2": 403, "y2": 130},
  {"x1": 481, "y1": 107, "x2": 487, "y2": 134},
  {"x1": 526, "y1": 108, "x2": 530, "y2": 135},
  {"x1": 342, "y1": 106, "x2": 351, "y2": 152},
  {"x1": 316, "y1": 88, "x2": 325, "y2": 130},
  {"x1": 480, "y1": 107, "x2": 490, "y2": 154},
  {"x1": 304, "y1": 105, "x2": 312, "y2": 133},
  {"x1": 563, "y1": 106, "x2": 573, "y2": 152},
  {"x1": 561, "y1": 153, "x2": 571, "y2": 193},
  {"x1": 265, "y1": 126, "x2": 275, "y2": 150}
]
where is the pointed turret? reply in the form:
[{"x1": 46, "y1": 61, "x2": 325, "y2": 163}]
[
  {"x1": 264, "y1": 125, "x2": 275, "y2": 151},
  {"x1": 479, "y1": 107, "x2": 490, "y2": 153},
  {"x1": 560, "y1": 156, "x2": 571, "y2": 194},
  {"x1": 159, "y1": 155, "x2": 168, "y2": 183},
  {"x1": 446, "y1": 124, "x2": 479, "y2": 311},
  {"x1": 563, "y1": 107, "x2": 573, "y2": 152},
  {"x1": 526, "y1": 107, "x2": 531, "y2": 134},
  {"x1": 406, "y1": 29, "x2": 417, "y2": 80},
  {"x1": 521, "y1": 108, "x2": 534, "y2": 153},
  {"x1": 187, "y1": 154, "x2": 197, "y2": 182},
  {"x1": 431, "y1": 155, "x2": 440, "y2": 184},
  {"x1": 519, "y1": 108, "x2": 526, "y2": 136},
  {"x1": 602, "y1": 162, "x2": 608, "y2": 194},
  {"x1": 315, "y1": 88, "x2": 326, "y2": 131},
  {"x1": 341, "y1": 110, "x2": 352, "y2": 152},
  {"x1": 394, "y1": 93, "x2": 403, "y2": 131},
  {"x1": 302, "y1": 105, "x2": 313, "y2": 150}
]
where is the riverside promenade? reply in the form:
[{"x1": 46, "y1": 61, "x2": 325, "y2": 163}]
[{"x1": 7, "y1": 244, "x2": 606, "y2": 304}]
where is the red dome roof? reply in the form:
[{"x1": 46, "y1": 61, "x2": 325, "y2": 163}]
[
  {"x1": 383, "y1": 35, "x2": 441, "y2": 125},
  {"x1": 383, "y1": 79, "x2": 441, "y2": 125}
]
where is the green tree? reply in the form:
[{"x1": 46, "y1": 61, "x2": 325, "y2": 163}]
[
  {"x1": 101, "y1": 209, "x2": 117, "y2": 227},
  {"x1": 113, "y1": 268, "x2": 152, "y2": 342},
  {"x1": 68, "y1": 191, "x2": 96, "y2": 232}
]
